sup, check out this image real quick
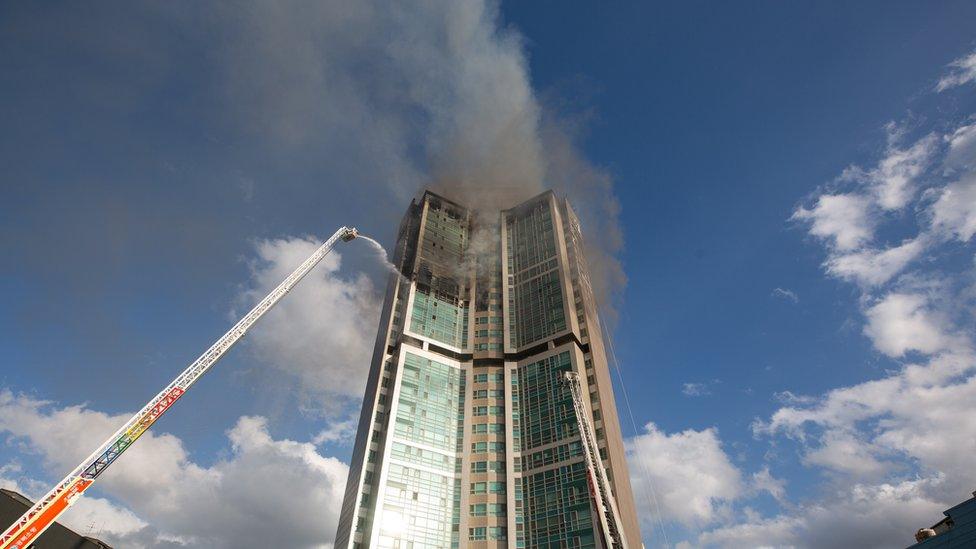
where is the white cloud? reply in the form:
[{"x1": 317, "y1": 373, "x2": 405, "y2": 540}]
[
  {"x1": 312, "y1": 416, "x2": 358, "y2": 445},
  {"x1": 825, "y1": 236, "x2": 927, "y2": 287},
  {"x1": 0, "y1": 390, "x2": 349, "y2": 548},
  {"x1": 936, "y1": 49, "x2": 976, "y2": 92},
  {"x1": 61, "y1": 494, "x2": 150, "y2": 542},
  {"x1": 626, "y1": 423, "x2": 744, "y2": 527},
  {"x1": 793, "y1": 131, "x2": 939, "y2": 287},
  {"x1": 931, "y1": 172, "x2": 976, "y2": 242},
  {"x1": 863, "y1": 293, "x2": 958, "y2": 357},
  {"x1": 749, "y1": 467, "x2": 787, "y2": 504},
  {"x1": 238, "y1": 236, "x2": 381, "y2": 410},
  {"x1": 682, "y1": 382, "x2": 712, "y2": 397},
  {"x1": 928, "y1": 122, "x2": 976, "y2": 242},
  {"x1": 943, "y1": 123, "x2": 976, "y2": 172},
  {"x1": 758, "y1": 349, "x2": 976, "y2": 466},
  {"x1": 841, "y1": 132, "x2": 938, "y2": 211},
  {"x1": 697, "y1": 513, "x2": 802, "y2": 548},
  {"x1": 771, "y1": 287, "x2": 799, "y2": 303},
  {"x1": 801, "y1": 430, "x2": 888, "y2": 478},
  {"x1": 698, "y1": 478, "x2": 946, "y2": 549},
  {"x1": 792, "y1": 193, "x2": 874, "y2": 251},
  {"x1": 748, "y1": 50, "x2": 976, "y2": 549}
]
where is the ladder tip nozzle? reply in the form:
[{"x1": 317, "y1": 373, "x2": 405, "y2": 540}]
[{"x1": 341, "y1": 227, "x2": 359, "y2": 241}]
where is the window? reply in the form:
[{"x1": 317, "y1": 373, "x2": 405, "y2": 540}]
[
  {"x1": 488, "y1": 481, "x2": 506, "y2": 494},
  {"x1": 472, "y1": 441, "x2": 505, "y2": 453},
  {"x1": 474, "y1": 373, "x2": 488, "y2": 383},
  {"x1": 475, "y1": 343, "x2": 503, "y2": 351},
  {"x1": 473, "y1": 390, "x2": 488, "y2": 399},
  {"x1": 471, "y1": 482, "x2": 487, "y2": 494},
  {"x1": 470, "y1": 504, "x2": 487, "y2": 516},
  {"x1": 473, "y1": 406, "x2": 488, "y2": 416},
  {"x1": 471, "y1": 461, "x2": 505, "y2": 473},
  {"x1": 488, "y1": 526, "x2": 507, "y2": 540},
  {"x1": 469, "y1": 527, "x2": 486, "y2": 540}
]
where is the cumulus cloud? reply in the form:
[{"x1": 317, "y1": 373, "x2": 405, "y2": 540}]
[
  {"x1": 824, "y1": 236, "x2": 928, "y2": 287},
  {"x1": 930, "y1": 172, "x2": 976, "y2": 242},
  {"x1": 792, "y1": 193, "x2": 874, "y2": 251},
  {"x1": 0, "y1": 390, "x2": 349, "y2": 548},
  {"x1": 936, "y1": 49, "x2": 976, "y2": 92},
  {"x1": 750, "y1": 88, "x2": 976, "y2": 547},
  {"x1": 862, "y1": 292, "x2": 959, "y2": 357},
  {"x1": 61, "y1": 495, "x2": 151, "y2": 543},
  {"x1": 749, "y1": 338, "x2": 976, "y2": 546},
  {"x1": 792, "y1": 130, "x2": 942, "y2": 287},
  {"x1": 236, "y1": 237, "x2": 381, "y2": 411},
  {"x1": 841, "y1": 132, "x2": 938, "y2": 211},
  {"x1": 801, "y1": 430, "x2": 889, "y2": 478},
  {"x1": 698, "y1": 478, "x2": 946, "y2": 549},
  {"x1": 749, "y1": 467, "x2": 787, "y2": 504},
  {"x1": 943, "y1": 123, "x2": 976, "y2": 172},
  {"x1": 626, "y1": 423, "x2": 744, "y2": 527}
]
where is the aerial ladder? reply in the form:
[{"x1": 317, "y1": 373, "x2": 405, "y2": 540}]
[
  {"x1": 0, "y1": 226, "x2": 361, "y2": 549},
  {"x1": 563, "y1": 371, "x2": 629, "y2": 549}
]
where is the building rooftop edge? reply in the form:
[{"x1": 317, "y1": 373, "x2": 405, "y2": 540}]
[{"x1": 415, "y1": 187, "x2": 559, "y2": 212}]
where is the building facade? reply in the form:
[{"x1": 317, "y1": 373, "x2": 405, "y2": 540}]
[
  {"x1": 335, "y1": 190, "x2": 642, "y2": 548},
  {"x1": 909, "y1": 491, "x2": 976, "y2": 548}
]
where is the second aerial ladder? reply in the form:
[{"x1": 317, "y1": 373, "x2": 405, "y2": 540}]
[{"x1": 564, "y1": 371, "x2": 629, "y2": 549}]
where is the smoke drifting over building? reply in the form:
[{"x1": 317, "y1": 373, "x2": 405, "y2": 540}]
[{"x1": 212, "y1": 0, "x2": 627, "y2": 312}]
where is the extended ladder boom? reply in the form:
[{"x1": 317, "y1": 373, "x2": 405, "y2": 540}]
[
  {"x1": 1, "y1": 226, "x2": 359, "y2": 549},
  {"x1": 564, "y1": 371, "x2": 629, "y2": 549}
]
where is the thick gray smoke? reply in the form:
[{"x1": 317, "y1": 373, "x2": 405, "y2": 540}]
[{"x1": 212, "y1": 0, "x2": 627, "y2": 312}]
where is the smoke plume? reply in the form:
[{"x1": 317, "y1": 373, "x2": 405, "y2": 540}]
[{"x1": 212, "y1": 0, "x2": 627, "y2": 310}]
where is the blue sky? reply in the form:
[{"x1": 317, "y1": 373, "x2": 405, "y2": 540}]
[{"x1": 1, "y1": 2, "x2": 976, "y2": 548}]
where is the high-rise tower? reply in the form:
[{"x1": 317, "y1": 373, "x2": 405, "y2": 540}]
[{"x1": 335, "y1": 190, "x2": 641, "y2": 548}]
